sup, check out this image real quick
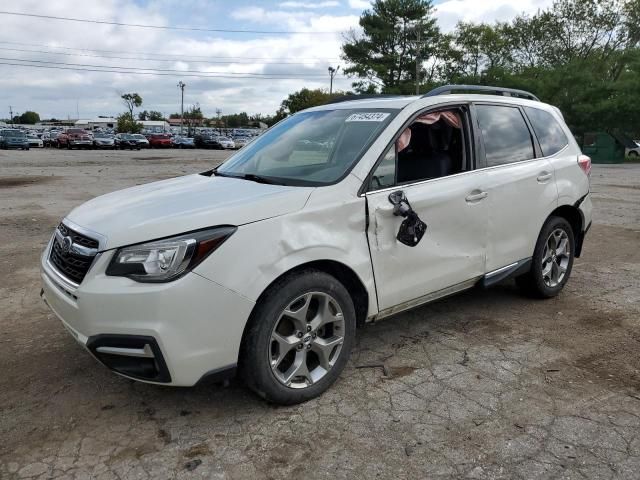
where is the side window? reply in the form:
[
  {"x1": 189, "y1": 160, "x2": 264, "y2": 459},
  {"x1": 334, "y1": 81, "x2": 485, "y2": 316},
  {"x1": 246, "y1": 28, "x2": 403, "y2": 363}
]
[
  {"x1": 476, "y1": 105, "x2": 535, "y2": 167},
  {"x1": 368, "y1": 109, "x2": 467, "y2": 190},
  {"x1": 524, "y1": 106, "x2": 569, "y2": 156},
  {"x1": 370, "y1": 146, "x2": 396, "y2": 191}
]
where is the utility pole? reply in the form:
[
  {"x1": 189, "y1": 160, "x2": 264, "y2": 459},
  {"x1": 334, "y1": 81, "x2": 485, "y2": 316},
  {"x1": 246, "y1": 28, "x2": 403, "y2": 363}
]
[
  {"x1": 177, "y1": 81, "x2": 186, "y2": 135},
  {"x1": 9, "y1": 106, "x2": 13, "y2": 125},
  {"x1": 328, "y1": 66, "x2": 339, "y2": 95}
]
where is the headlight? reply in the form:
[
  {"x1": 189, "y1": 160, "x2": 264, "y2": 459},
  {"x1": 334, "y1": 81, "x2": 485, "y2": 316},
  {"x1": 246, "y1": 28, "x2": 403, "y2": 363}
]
[{"x1": 106, "y1": 226, "x2": 236, "y2": 282}]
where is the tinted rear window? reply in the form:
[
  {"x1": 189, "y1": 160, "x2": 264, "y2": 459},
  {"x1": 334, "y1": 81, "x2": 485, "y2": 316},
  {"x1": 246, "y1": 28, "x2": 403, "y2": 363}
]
[
  {"x1": 477, "y1": 105, "x2": 535, "y2": 167},
  {"x1": 524, "y1": 107, "x2": 569, "y2": 156}
]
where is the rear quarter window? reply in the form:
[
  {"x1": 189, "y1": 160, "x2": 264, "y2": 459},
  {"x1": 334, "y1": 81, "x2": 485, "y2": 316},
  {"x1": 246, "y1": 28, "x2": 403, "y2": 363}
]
[{"x1": 524, "y1": 106, "x2": 569, "y2": 156}]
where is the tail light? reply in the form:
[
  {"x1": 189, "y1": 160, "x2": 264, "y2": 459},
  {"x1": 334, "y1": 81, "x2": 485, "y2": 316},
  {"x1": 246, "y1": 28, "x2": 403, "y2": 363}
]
[{"x1": 578, "y1": 155, "x2": 591, "y2": 176}]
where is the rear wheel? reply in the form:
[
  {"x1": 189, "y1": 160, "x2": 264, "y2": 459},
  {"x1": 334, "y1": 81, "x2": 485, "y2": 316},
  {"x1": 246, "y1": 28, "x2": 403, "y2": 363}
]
[
  {"x1": 241, "y1": 270, "x2": 356, "y2": 405},
  {"x1": 629, "y1": 151, "x2": 639, "y2": 157},
  {"x1": 516, "y1": 216, "x2": 575, "y2": 298}
]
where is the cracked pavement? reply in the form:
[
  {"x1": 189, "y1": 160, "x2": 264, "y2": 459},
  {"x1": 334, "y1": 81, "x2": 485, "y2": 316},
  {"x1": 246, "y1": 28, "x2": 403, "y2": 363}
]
[{"x1": 1, "y1": 149, "x2": 639, "y2": 479}]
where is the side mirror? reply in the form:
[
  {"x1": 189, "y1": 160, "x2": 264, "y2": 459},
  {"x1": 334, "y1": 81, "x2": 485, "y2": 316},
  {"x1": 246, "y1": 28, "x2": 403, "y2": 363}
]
[
  {"x1": 388, "y1": 190, "x2": 411, "y2": 217},
  {"x1": 387, "y1": 190, "x2": 427, "y2": 247}
]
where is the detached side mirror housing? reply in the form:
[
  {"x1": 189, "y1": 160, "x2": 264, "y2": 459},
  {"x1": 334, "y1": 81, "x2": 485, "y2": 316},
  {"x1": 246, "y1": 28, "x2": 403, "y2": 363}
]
[{"x1": 387, "y1": 190, "x2": 427, "y2": 247}]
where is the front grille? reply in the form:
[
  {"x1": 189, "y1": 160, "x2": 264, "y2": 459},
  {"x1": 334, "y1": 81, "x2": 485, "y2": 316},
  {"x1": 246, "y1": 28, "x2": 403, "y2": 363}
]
[
  {"x1": 58, "y1": 223, "x2": 99, "y2": 249},
  {"x1": 49, "y1": 223, "x2": 98, "y2": 284}
]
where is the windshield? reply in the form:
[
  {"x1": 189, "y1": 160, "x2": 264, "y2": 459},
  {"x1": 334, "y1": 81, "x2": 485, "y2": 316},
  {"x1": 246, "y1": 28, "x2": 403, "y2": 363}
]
[
  {"x1": 217, "y1": 108, "x2": 396, "y2": 186},
  {"x1": 3, "y1": 130, "x2": 26, "y2": 137}
]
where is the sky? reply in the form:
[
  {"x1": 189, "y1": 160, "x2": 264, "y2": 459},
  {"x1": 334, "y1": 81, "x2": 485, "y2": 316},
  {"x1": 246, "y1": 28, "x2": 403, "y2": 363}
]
[{"x1": 0, "y1": 0, "x2": 554, "y2": 121}]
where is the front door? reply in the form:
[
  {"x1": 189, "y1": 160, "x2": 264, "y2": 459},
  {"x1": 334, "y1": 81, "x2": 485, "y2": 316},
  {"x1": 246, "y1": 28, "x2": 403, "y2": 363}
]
[{"x1": 363, "y1": 106, "x2": 488, "y2": 312}]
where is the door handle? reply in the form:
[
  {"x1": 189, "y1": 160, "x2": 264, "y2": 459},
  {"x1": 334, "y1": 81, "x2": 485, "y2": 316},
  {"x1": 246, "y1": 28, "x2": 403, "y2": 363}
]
[
  {"x1": 465, "y1": 191, "x2": 488, "y2": 203},
  {"x1": 537, "y1": 172, "x2": 553, "y2": 183}
]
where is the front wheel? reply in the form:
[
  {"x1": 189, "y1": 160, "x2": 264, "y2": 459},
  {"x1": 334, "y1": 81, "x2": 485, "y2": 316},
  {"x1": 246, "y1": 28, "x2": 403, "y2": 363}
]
[
  {"x1": 516, "y1": 216, "x2": 575, "y2": 298},
  {"x1": 241, "y1": 270, "x2": 356, "y2": 405},
  {"x1": 629, "y1": 151, "x2": 639, "y2": 157}
]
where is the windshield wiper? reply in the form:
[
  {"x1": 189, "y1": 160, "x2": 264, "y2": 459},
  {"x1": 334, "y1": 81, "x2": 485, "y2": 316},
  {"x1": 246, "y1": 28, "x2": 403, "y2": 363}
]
[{"x1": 214, "y1": 171, "x2": 283, "y2": 185}]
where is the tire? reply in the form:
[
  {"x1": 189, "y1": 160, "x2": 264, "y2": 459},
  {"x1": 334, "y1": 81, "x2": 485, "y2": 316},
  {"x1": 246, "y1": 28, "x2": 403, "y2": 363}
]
[
  {"x1": 516, "y1": 216, "x2": 575, "y2": 298},
  {"x1": 629, "y1": 151, "x2": 639, "y2": 157},
  {"x1": 240, "y1": 270, "x2": 356, "y2": 405}
]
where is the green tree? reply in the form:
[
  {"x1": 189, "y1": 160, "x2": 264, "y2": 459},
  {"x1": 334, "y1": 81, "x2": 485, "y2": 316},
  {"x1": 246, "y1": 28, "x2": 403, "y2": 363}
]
[
  {"x1": 116, "y1": 113, "x2": 142, "y2": 133},
  {"x1": 17, "y1": 111, "x2": 40, "y2": 124},
  {"x1": 341, "y1": 0, "x2": 440, "y2": 93},
  {"x1": 280, "y1": 88, "x2": 342, "y2": 114},
  {"x1": 148, "y1": 111, "x2": 164, "y2": 121},
  {"x1": 121, "y1": 93, "x2": 143, "y2": 118},
  {"x1": 138, "y1": 110, "x2": 164, "y2": 121}
]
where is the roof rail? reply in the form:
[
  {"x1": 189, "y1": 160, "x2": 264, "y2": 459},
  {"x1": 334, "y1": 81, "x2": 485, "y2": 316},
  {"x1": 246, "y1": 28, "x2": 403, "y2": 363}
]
[
  {"x1": 325, "y1": 94, "x2": 407, "y2": 104},
  {"x1": 423, "y1": 85, "x2": 540, "y2": 102}
]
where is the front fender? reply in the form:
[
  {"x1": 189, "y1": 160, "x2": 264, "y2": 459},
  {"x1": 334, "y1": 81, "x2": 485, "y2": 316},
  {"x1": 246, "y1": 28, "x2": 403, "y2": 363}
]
[{"x1": 194, "y1": 178, "x2": 377, "y2": 318}]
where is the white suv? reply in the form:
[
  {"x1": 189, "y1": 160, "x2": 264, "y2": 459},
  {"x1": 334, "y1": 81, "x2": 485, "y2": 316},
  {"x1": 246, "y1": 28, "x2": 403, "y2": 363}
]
[{"x1": 41, "y1": 85, "x2": 592, "y2": 404}]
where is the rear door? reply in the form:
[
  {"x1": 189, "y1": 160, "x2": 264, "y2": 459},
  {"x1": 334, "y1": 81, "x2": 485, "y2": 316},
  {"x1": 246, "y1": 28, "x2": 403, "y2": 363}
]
[{"x1": 475, "y1": 103, "x2": 558, "y2": 272}]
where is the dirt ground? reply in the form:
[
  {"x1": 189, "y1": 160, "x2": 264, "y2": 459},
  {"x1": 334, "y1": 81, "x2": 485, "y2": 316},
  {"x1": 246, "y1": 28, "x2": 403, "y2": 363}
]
[{"x1": 1, "y1": 148, "x2": 639, "y2": 480}]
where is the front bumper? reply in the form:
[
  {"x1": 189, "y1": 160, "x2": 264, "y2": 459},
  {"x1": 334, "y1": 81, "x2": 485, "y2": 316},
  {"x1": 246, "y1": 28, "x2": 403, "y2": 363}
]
[
  {"x1": 40, "y1": 241, "x2": 255, "y2": 386},
  {"x1": 5, "y1": 142, "x2": 28, "y2": 148}
]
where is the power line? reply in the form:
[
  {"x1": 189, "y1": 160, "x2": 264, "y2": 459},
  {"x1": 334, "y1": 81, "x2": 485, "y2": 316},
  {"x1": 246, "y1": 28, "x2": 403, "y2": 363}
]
[
  {"x1": 0, "y1": 56, "x2": 328, "y2": 77},
  {"x1": 0, "y1": 46, "x2": 334, "y2": 66},
  {"x1": 0, "y1": 10, "x2": 341, "y2": 35},
  {"x1": 0, "y1": 61, "x2": 336, "y2": 80},
  {"x1": 0, "y1": 40, "x2": 342, "y2": 62}
]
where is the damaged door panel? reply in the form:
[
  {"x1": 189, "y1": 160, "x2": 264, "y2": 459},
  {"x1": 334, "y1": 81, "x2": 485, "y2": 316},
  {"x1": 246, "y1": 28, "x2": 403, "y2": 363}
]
[{"x1": 365, "y1": 171, "x2": 488, "y2": 311}]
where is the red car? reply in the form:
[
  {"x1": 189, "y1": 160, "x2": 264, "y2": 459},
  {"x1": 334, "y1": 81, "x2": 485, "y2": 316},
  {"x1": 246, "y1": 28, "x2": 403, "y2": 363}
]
[
  {"x1": 148, "y1": 134, "x2": 173, "y2": 148},
  {"x1": 57, "y1": 129, "x2": 93, "y2": 149}
]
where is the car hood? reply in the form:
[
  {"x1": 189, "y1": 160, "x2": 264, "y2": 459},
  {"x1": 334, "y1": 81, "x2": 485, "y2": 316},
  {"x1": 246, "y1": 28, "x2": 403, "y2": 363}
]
[{"x1": 66, "y1": 174, "x2": 313, "y2": 250}]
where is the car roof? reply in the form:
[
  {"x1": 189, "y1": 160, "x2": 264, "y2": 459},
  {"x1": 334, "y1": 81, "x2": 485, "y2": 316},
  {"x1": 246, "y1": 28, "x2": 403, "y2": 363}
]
[{"x1": 306, "y1": 89, "x2": 557, "y2": 115}]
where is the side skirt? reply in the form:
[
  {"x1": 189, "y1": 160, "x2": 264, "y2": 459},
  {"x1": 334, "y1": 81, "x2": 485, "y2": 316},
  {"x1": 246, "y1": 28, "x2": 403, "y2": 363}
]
[
  {"x1": 369, "y1": 277, "x2": 480, "y2": 322},
  {"x1": 480, "y1": 258, "x2": 532, "y2": 289}
]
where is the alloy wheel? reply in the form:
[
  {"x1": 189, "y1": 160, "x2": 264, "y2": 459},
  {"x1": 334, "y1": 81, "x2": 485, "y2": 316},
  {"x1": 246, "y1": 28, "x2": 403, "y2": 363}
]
[
  {"x1": 541, "y1": 228, "x2": 571, "y2": 288},
  {"x1": 269, "y1": 292, "x2": 345, "y2": 389}
]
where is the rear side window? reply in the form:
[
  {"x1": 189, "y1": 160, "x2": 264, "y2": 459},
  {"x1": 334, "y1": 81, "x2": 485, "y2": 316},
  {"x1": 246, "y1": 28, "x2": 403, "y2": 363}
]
[
  {"x1": 476, "y1": 105, "x2": 534, "y2": 167},
  {"x1": 524, "y1": 107, "x2": 569, "y2": 156}
]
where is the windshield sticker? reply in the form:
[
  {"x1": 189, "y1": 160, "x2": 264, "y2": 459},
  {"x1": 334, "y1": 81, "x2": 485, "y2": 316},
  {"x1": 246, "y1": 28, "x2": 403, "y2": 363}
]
[{"x1": 345, "y1": 112, "x2": 390, "y2": 122}]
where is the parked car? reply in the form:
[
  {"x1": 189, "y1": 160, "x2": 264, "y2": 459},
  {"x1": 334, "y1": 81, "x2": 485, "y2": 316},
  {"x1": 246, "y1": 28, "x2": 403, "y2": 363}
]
[
  {"x1": 41, "y1": 132, "x2": 53, "y2": 147},
  {"x1": 27, "y1": 133, "x2": 44, "y2": 148},
  {"x1": 41, "y1": 85, "x2": 592, "y2": 405},
  {"x1": 194, "y1": 134, "x2": 224, "y2": 149},
  {"x1": 215, "y1": 136, "x2": 236, "y2": 149},
  {"x1": 93, "y1": 133, "x2": 116, "y2": 149},
  {"x1": 626, "y1": 140, "x2": 640, "y2": 157},
  {"x1": 233, "y1": 136, "x2": 251, "y2": 149},
  {"x1": 0, "y1": 129, "x2": 29, "y2": 149},
  {"x1": 172, "y1": 136, "x2": 195, "y2": 148},
  {"x1": 57, "y1": 129, "x2": 93, "y2": 149},
  {"x1": 115, "y1": 134, "x2": 142, "y2": 150},
  {"x1": 130, "y1": 134, "x2": 150, "y2": 148},
  {"x1": 148, "y1": 133, "x2": 173, "y2": 148}
]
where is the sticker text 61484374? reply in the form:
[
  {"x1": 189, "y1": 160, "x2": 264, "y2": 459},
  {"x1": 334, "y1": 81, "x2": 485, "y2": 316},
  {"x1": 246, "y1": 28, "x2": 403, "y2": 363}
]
[{"x1": 345, "y1": 112, "x2": 390, "y2": 122}]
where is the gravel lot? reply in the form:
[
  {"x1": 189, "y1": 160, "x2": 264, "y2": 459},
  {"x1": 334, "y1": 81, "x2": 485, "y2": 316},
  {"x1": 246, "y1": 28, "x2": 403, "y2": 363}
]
[{"x1": 1, "y1": 148, "x2": 639, "y2": 480}]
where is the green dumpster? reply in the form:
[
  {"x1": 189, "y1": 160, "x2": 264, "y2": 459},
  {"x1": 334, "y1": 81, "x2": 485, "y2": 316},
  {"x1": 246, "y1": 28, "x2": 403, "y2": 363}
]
[{"x1": 582, "y1": 132, "x2": 627, "y2": 164}]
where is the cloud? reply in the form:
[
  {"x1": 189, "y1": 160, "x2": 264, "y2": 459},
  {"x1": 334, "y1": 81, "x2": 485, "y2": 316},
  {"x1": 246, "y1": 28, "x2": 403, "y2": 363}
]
[
  {"x1": 280, "y1": 1, "x2": 340, "y2": 8},
  {"x1": 348, "y1": 0, "x2": 370, "y2": 9},
  {"x1": 0, "y1": 0, "x2": 558, "y2": 119},
  {"x1": 434, "y1": 0, "x2": 553, "y2": 32}
]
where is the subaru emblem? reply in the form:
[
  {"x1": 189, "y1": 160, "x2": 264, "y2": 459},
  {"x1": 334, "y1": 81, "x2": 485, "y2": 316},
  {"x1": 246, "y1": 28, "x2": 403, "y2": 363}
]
[{"x1": 61, "y1": 236, "x2": 73, "y2": 254}]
